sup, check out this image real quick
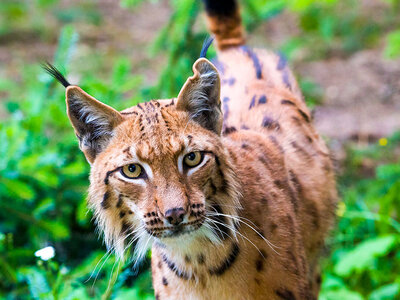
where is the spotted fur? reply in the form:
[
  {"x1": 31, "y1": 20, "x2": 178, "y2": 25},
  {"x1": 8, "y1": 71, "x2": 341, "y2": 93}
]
[{"x1": 47, "y1": 0, "x2": 337, "y2": 299}]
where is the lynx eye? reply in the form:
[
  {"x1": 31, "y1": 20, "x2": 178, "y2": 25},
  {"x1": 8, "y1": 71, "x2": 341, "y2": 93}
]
[
  {"x1": 121, "y1": 164, "x2": 142, "y2": 179},
  {"x1": 183, "y1": 151, "x2": 203, "y2": 168}
]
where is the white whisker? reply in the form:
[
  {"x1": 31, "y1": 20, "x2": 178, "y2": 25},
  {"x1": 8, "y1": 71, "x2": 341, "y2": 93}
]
[
  {"x1": 86, "y1": 247, "x2": 114, "y2": 284},
  {"x1": 91, "y1": 249, "x2": 114, "y2": 289},
  {"x1": 105, "y1": 257, "x2": 119, "y2": 295},
  {"x1": 206, "y1": 208, "x2": 280, "y2": 254},
  {"x1": 204, "y1": 219, "x2": 237, "y2": 244},
  {"x1": 205, "y1": 216, "x2": 266, "y2": 258}
]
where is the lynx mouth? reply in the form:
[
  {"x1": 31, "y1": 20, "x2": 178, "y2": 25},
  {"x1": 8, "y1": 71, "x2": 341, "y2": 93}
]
[{"x1": 148, "y1": 219, "x2": 204, "y2": 239}]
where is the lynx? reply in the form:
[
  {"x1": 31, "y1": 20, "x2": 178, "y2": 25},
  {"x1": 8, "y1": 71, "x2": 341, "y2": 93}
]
[{"x1": 45, "y1": 0, "x2": 337, "y2": 299}]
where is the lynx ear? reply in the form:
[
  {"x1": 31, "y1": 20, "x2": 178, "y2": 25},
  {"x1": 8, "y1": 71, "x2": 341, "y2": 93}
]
[
  {"x1": 66, "y1": 86, "x2": 123, "y2": 163},
  {"x1": 176, "y1": 58, "x2": 223, "y2": 134}
]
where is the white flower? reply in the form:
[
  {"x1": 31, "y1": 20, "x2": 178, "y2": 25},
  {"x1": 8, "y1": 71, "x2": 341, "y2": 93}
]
[{"x1": 34, "y1": 246, "x2": 55, "y2": 261}]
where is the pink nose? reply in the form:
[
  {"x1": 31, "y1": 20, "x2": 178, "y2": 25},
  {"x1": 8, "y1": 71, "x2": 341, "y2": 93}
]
[{"x1": 165, "y1": 207, "x2": 185, "y2": 226}]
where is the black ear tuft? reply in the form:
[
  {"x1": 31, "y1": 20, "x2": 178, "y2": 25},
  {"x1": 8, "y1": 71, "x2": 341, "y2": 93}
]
[
  {"x1": 177, "y1": 58, "x2": 223, "y2": 134},
  {"x1": 42, "y1": 62, "x2": 71, "y2": 88},
  {"x1": 200, "y1": 36, "x2": 214, "y2": 58}
]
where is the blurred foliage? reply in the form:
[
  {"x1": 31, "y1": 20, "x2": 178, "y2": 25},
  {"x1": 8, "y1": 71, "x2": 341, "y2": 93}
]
[
  {"x1": 0, "y1": 0, "x2": 399, "y2": 299},
  {"x1": 385, "y1": 29, "x2": 400, "y2": 59},
  {"x1": 320, "y1": 132, "x2": 400, "y2": 300}
]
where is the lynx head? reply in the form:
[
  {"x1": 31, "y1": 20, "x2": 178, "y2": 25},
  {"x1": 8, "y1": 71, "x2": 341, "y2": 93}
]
[{"x1": 44, "y1": 58, "x2": 241, "y2": 263}]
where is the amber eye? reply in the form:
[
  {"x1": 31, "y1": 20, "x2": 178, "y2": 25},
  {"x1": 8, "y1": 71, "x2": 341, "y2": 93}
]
[
  {"x1": 183, "y1": 152, "x2": 203, "y2": 168},
  {"x1": 121, "y1": 164, "x2": 142, "y2": 179}
]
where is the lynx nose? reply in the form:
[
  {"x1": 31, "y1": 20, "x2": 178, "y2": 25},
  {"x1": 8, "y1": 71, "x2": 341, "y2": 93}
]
[{"x1": 165, "y1": 207, "x2": 185, "y2": 226}]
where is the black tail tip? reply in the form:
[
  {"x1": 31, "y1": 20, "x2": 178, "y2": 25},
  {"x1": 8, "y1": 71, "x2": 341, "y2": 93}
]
[
  {"x1": 42, "y1": 62, "x2": 71, "y2": 88},
  {"x1": 200, "y1": 36, "x2": 214, "y2": 58},
  {"x1": 202, "y1": 0, "x2": 237, "y2": 16}
]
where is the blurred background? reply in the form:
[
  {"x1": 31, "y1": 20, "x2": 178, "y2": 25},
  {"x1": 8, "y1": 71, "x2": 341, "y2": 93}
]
[{"x1": 0, "y1": 0, "x2": 399, "y2": 299}]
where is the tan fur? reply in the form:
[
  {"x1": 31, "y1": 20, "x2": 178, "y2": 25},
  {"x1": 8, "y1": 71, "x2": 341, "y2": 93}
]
[
  {"x1": 64, "y1": 3, "x2": 337, "y2": 300},
  {"x1": 205, "y1": 7, "x2": 245, "y2": 50}
]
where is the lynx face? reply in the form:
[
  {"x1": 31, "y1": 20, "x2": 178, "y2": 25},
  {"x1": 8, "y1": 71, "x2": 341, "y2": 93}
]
[{"x1": 63, "y1": 59, "x2": 240, "y2": 260}]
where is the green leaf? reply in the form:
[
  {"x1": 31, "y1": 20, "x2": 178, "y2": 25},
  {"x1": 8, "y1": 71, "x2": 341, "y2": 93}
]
[
  {"x1": 76, "y1": 196, "x2": 90, "y2": 226},
  {"x1": 368, "y1": 283, "x2": 400, "y2": 300},
  {"x1": 58, "y1": 284, "x2": 89, "y2": 300},
  {"x1": 288, "y1": 0, "x2": 314, "y2": 11},
  {"x1": 0, "y1": 178, "x2": 36, "y2": 201},
  {"x1": 120, "y1": 0, "x2": 147, "y2": 9},
  {"x1": 68, "y1": 251, "x2": 108, "y2": 279},
  {"x1": 18, "y1": 153, "x2": 40, "y2": 170},
  {"x1": 112, "y1": 57, "x2": 132, "y2": 87},
  {"x1": 33, "y1": 168, "x2": 59, "y2": 188},
  {"x1": 44, "y1": 221, "x2": 70, "y2": 240},
  {"x1": 321, "y1": 273, "x2": 347, "y2": 289},
  {"x1": 384, "y1": 30, "x2": 400, "y2": 59},
  {"x1": 376, "y1": 163, "x2": 400, "y2": 181},
  {"x1": 33, "y1": 197, "x2": 55, "y2": 218},
  {"x1": 61, "y1": 160, "x2": 87, "y2": 176},
  {"x1": 18, "y1": 267, "x2": 52, "y2": 300},
  {"x1": 334, "y1": 235, "x2": 398, "y2": 276},
  {"x1": 320, "y1": 288, "x2": 364, "y2": 300},
  {"x1": 0, "y1": 257, "x2": 17, "y2": 283}
]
